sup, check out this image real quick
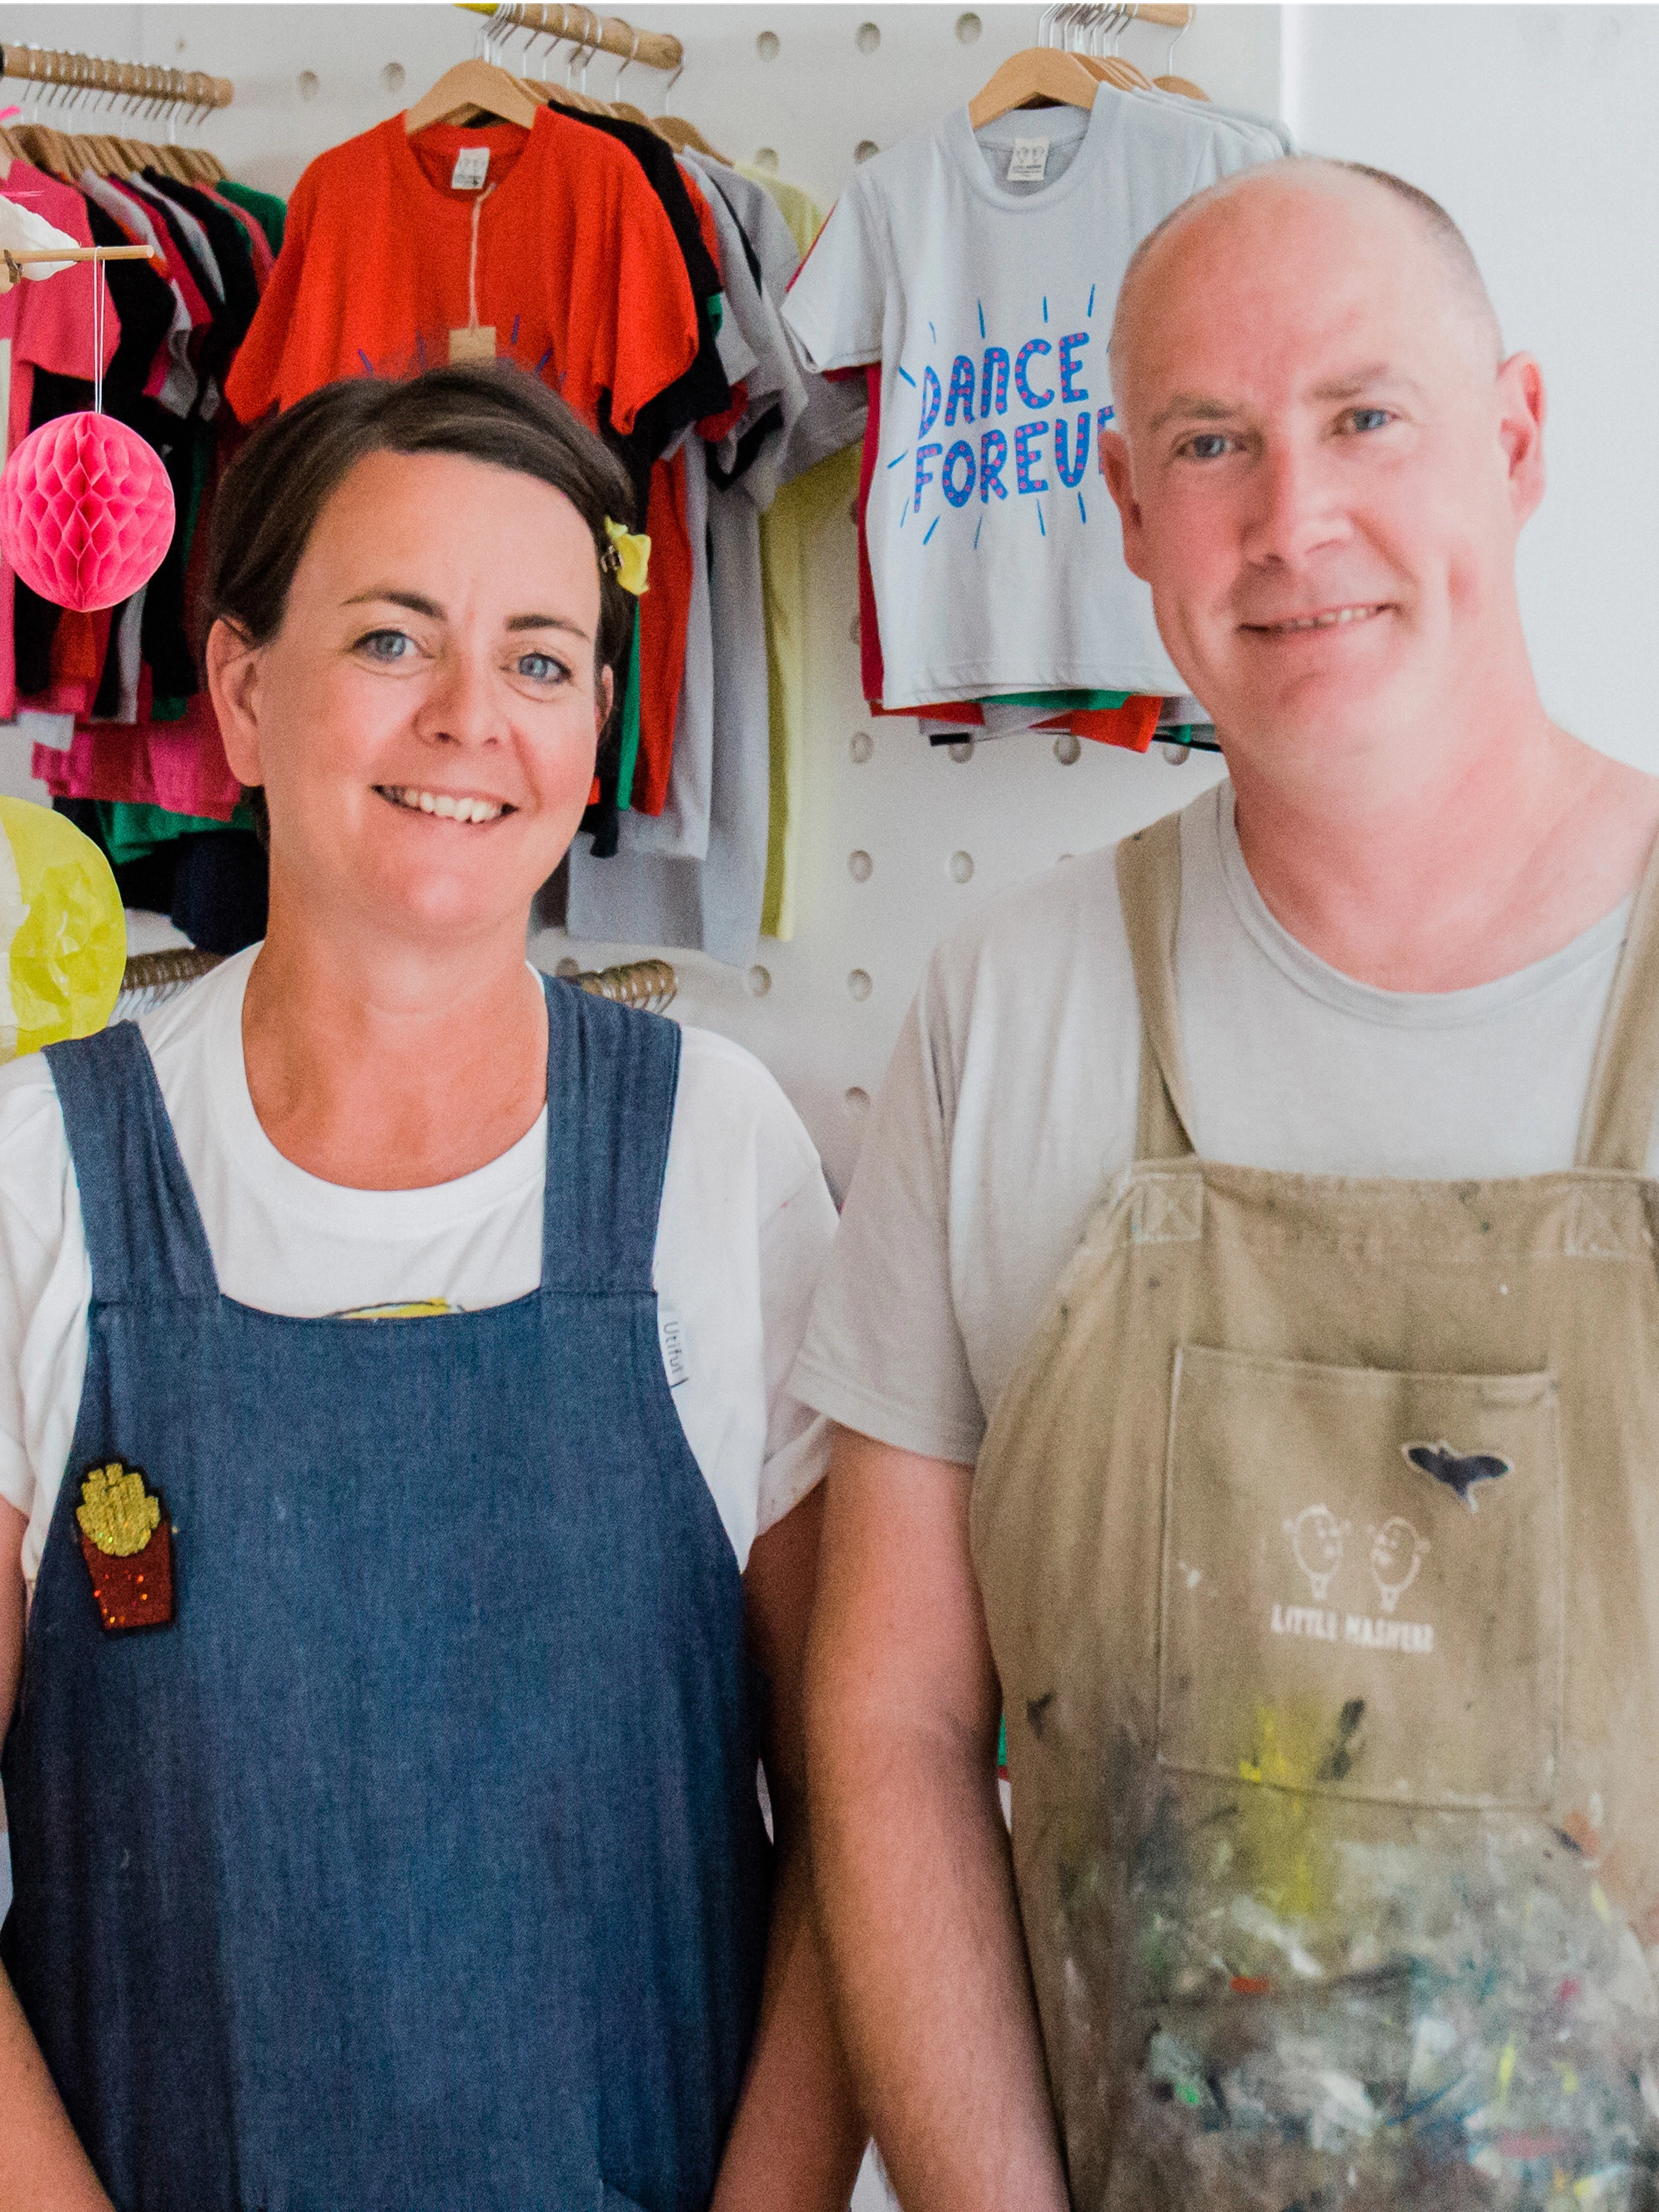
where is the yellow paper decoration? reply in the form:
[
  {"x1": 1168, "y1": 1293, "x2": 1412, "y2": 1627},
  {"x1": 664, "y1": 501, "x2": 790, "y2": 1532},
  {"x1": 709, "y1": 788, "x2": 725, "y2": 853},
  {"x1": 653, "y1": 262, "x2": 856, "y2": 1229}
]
[
  {"x1": 0, "y1": 797, "x2": 125, "y2": 1062},
  {"x1": 77, "y1": 1462, "x2": 161, "y2": 1558}
]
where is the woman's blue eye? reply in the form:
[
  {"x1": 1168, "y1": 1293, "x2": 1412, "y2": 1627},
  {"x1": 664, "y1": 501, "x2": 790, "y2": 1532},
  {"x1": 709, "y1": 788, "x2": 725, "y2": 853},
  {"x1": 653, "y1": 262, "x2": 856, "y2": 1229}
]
[
  {"x1": 359, "y1": 629, "x2": 414, "y2": 661},
  {"x1": 516, "y1": 652, "x2": 565, "y2": 684}
]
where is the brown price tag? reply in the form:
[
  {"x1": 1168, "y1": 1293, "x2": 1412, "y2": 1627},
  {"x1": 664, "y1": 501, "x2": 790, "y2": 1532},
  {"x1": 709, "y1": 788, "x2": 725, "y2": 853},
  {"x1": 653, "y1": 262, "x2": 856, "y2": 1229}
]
[{"x1": 449, "y1": 326, "x2": 498, "y2": 364}]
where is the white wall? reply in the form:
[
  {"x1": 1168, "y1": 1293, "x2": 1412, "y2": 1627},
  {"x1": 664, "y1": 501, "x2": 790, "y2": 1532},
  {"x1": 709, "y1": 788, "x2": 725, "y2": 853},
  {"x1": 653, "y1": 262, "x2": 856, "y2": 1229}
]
[{"x1": 1284, "y1": 3, "x2": 1659, "y2": 775}]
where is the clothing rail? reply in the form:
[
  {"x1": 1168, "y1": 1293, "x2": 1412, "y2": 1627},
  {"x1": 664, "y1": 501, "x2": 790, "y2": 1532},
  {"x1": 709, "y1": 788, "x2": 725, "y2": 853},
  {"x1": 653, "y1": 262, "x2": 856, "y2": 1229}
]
[
  {"x1": 113, "y1": 948, "x2": 678, "y2": 1021},
  {"x1": 0, "y1": 47, "x2": 234, "y2": 118},
  {"x1": 458, "y1": 5, "x2": 684, "y2": 75}
]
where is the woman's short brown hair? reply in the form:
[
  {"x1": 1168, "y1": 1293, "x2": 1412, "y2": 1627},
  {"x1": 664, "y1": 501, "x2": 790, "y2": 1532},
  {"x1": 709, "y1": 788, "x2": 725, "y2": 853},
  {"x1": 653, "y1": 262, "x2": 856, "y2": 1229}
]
[{"x1": 200, "y1": 359, "x2": 638, "y2": 708}]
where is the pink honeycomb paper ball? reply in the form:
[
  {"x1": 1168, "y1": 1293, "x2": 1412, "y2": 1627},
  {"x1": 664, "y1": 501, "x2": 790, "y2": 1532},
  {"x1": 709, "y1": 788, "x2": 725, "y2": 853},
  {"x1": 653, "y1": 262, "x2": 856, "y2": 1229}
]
[{"x1": 0, "y1": 411, "x2": 174, "y2": 613}]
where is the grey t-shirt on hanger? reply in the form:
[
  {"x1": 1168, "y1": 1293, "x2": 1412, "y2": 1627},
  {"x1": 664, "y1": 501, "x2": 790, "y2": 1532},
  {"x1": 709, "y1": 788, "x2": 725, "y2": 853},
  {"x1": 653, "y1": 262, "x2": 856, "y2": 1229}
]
[{"x1": 792, "y1": 779, "x2": 1641, "y2": 1465}]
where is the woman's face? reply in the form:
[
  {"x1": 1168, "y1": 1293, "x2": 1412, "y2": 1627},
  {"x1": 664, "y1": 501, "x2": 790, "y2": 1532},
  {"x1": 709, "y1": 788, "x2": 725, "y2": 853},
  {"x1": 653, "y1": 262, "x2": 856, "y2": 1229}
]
[{"x1": 210, "y1": 447, "x2": 611, "y2": 947}]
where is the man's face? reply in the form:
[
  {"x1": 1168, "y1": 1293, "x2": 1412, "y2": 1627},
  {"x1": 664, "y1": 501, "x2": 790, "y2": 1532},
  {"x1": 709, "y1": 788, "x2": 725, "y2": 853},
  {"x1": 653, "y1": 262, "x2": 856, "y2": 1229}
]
[{"x1": 1101, "y1": 177, "x2": 1545, "y2": 768}]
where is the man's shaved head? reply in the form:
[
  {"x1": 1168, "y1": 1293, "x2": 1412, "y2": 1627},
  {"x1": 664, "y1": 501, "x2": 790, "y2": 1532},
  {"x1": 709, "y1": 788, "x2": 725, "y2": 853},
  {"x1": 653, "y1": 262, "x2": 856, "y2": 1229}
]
[{"x1": 1110, "y1": 158, "x2": 1502, "y2": 414}]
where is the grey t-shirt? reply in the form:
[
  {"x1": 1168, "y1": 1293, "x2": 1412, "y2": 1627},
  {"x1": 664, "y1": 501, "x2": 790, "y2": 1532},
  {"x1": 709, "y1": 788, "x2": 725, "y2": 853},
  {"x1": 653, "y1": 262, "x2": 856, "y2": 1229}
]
[{"x1": 791, "y1": 781, "x2": 1639, "y2": 1465}]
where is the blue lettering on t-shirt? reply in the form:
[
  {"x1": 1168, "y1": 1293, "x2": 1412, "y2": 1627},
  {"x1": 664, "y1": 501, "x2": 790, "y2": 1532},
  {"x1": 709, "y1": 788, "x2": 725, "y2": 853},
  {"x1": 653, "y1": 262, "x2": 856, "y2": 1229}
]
[
  {"x1": 1014, "y1": 338, "x2": 1053, "y2": 411},
  {"x1": 1058, "y1": 331, "x2": 1089, "y2": 404},
  {"x1": 1053, "y1": 411, "x2": 1090, "y2": 488},
  {"x1": 914, "y1": 443, "x2": 943, "y2": 511},
  {"x1": 917, "y1": 365, "x2": 942, "y2": 437},
  {"x1": 942, "y1": 440, "x2": 976, "y2": 507},
  {"x1": 980, "y1": 347, "x2": 1009, "y2": 417},
  {"x1": 944, "y1": 355, "x2": 977, "y2": 428},
  {"x1": 979, "y1": 427, "x2": 1008, "y2": 502},
  {"x1": 1015, "y1": 420, "x2": 1049, "y2": 495}
]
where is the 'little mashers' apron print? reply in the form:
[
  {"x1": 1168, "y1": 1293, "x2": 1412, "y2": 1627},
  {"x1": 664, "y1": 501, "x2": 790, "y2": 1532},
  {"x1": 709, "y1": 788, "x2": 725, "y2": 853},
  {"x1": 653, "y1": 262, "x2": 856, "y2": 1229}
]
[
  {"x1": 973, "y1": 810, "x2": 1659, "y2": 2210},
  {"x1": 1, "y1": 978, "x2": 770, "y2": 2212}
]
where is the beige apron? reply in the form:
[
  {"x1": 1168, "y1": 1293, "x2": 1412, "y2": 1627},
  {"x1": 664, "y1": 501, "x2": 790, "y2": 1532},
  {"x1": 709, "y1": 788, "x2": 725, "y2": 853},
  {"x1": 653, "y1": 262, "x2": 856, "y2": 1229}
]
[{"x1": 972, "y1": 809, "x2": 1659, "y2": 2210}]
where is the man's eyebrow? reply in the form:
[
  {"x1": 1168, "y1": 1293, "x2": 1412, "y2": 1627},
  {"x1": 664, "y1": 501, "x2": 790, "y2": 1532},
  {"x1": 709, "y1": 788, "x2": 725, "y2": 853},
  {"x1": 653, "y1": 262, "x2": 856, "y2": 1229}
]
[
  {"x1": 1149, "y1": 393, "x2": 1239, "y2": 433},
  {"x1": 343, "y1": 591, "x2": 588, "y2": 640},
  {"x1": 1308, "y1": 364, "x2": 1426, "y2": 402}
]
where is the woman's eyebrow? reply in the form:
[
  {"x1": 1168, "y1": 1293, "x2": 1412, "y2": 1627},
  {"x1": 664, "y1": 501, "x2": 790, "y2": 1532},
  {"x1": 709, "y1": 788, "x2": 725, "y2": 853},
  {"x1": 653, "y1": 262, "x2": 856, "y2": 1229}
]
[
  {"x1": 505, "y1": 612, "x2": 588, "y2": 638},
  {"x1": 342, "y1": 589, "x2": 586, "y2": 641}
]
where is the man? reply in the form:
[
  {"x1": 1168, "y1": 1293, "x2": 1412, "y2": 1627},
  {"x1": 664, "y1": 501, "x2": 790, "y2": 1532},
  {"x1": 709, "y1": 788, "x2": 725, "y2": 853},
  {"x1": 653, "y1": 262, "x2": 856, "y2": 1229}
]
[{"x1": 797, "y1": 158, "x2": 1659, "y2": 2209}]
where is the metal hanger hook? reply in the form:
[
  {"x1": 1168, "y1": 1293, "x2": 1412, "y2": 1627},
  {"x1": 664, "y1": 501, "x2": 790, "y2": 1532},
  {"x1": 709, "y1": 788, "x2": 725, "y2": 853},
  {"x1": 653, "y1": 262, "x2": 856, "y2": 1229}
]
[
  {"x1": 661, "y1": 57, "x2": 684, "y2": 113},
  {"x1": 613, "y1": 23, "x2": 641, "y2": 100}
]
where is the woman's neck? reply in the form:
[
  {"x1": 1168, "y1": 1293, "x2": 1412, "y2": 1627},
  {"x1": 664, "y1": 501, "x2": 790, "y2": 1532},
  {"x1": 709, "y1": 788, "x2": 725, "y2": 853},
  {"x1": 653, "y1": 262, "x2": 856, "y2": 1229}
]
[{"x1": 240, "y1": 895, "x2": 549, "y2": 1191}]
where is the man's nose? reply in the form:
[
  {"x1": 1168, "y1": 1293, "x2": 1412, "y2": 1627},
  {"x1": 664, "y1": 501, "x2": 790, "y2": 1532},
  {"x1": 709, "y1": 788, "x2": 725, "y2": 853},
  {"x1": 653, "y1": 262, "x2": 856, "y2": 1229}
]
[{"x1": 1240, "y1": 438, "x2": 1350, "y2": 571}]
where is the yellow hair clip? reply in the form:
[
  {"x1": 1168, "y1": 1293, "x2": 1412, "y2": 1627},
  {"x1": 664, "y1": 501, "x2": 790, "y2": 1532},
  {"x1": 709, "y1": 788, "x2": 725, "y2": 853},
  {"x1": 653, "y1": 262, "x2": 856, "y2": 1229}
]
[{"x1": 601, "y1": 517, "x2": 651, "y2": 597}]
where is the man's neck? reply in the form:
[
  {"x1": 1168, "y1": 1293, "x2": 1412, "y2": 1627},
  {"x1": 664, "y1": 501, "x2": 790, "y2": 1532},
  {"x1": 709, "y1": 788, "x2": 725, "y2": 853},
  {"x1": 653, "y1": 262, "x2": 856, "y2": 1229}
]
[{"x1": 1226, "y1": 701, "x2": 1659, "y2": 993}]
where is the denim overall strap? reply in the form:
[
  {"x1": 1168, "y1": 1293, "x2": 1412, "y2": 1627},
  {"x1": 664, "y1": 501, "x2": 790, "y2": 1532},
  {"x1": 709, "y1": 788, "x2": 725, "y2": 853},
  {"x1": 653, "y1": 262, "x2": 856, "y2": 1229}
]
[
  {"x1": 540, "y1": 974, "x2": 681, "y2": 1295},
  {"x1": 44, "y1": 1021, "x2": 219, "y2": 1304}
]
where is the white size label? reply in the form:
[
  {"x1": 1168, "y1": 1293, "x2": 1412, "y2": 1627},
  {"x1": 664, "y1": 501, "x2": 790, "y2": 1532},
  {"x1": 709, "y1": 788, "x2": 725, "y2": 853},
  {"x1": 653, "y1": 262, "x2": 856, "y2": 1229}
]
[
  {"x1": 451, "y1": 146, "x2": 490, "y2": 190},
  {"x1": 1008, "y1": 137, "x2": 1050, "y2": 183}
]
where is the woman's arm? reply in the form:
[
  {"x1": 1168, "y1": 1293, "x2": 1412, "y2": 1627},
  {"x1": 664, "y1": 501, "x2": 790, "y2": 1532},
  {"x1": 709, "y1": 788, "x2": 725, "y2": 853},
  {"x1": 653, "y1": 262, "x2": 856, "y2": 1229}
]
[
  {"x1": 0, "y1": 1499, "x2": 114, "y2": 2212},
  {"x1": 711, "y1": 1482, "x2": 867, "y2": 2211}
]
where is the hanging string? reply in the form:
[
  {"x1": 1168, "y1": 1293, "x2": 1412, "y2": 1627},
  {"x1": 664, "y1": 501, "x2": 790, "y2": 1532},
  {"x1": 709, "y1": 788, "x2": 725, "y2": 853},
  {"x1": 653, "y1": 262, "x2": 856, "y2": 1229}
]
[{"x1": 91, "y1": 258, "x2": 105, "y2": 415}]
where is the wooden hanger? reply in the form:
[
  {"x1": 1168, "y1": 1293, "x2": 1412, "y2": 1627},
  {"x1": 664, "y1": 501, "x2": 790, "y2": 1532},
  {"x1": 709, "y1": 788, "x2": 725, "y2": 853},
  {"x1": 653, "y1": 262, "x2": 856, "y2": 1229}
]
[
  {"x1": 968, "y1": 45, "x2": 1100, "y2": 129},
  {"x1": 404, "y1": 58, "x2": 541, "y2": 134}
]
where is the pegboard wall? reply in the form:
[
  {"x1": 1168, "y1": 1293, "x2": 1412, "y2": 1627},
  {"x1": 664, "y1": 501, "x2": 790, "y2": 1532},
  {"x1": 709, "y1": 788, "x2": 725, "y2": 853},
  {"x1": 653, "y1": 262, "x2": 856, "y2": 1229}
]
[{"x1": 0, "y1": 1, "x2": 1282, "y2": 1197}]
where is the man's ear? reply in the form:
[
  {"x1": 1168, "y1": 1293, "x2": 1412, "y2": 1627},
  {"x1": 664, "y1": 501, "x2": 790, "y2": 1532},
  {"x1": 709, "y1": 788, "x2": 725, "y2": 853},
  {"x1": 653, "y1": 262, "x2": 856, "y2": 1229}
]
[
  {"x1": 1496, "y1": 351, "x2": 1546, "y2": 527},
  {"x1": 205, "y1": 618, "x2": 265, "y2": 786},
  {"x1": 1098, "y1": 428, "x2": 1151, "y2": 581}
]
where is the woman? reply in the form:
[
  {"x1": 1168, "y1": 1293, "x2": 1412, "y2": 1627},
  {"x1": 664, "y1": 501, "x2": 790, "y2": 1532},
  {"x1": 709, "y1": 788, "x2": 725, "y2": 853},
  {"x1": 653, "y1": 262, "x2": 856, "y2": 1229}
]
[{"x1": 0, "y1": 364, "x2": 864, "y2": 2209}]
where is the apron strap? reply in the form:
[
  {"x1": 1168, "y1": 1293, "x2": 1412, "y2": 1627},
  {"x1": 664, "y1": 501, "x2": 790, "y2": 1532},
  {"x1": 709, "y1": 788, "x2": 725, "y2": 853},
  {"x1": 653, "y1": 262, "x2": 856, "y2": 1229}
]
[
  {"x1": 44, "y1": 1021, "x2": 219, "y2": 1305},
  {"x1": 540, "y1": 976, "x2": 682, "y2": 1295},
  {"x1": 1575, "y1": 827, "x2": 1659, "y2": 1171},
  {"x1": 1116, "y1": 810, "x2": 1199, "y2": 1161}
]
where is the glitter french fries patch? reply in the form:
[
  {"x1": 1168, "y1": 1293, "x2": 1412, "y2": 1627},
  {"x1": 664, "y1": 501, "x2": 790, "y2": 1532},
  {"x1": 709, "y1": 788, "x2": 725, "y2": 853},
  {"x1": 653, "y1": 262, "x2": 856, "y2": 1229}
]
[{"x1": 76, "y1": 1460, "x2": 174, "y2": 1631}]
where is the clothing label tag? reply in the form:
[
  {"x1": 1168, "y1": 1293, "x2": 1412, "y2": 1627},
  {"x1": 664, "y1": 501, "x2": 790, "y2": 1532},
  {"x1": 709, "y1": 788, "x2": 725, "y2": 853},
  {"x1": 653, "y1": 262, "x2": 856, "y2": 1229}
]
[
  {"x1": 659, "y1": 1300, "x2": 690, "y2": 1390},
  {"x1": 1008, "y1": 137, "x2": 1050, "y2": 183},
  {"x1": 450, "y1": 145, "x2": 491, "y2": 190},
  {"x1": 449, "y1": 325, "x2": 498, "y2": 364}
]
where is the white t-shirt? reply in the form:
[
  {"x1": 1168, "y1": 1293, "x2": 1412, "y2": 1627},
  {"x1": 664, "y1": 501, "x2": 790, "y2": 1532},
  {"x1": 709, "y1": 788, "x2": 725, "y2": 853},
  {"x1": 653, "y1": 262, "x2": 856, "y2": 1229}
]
[
  {"x1": 792, "y1": 782, "x2": 1644, "y2": 1465},
  {"x1": 782, "y1": 91, "x2": 1275, "y2": 708},
  {"x1": 0, "y1": 950, "x2": 838, "y2": 1587}
]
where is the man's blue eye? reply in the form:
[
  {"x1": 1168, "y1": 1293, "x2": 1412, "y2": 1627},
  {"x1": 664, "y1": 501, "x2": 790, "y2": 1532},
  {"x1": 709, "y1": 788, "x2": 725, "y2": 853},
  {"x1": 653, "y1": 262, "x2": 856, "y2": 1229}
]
[
  {"x1": 1349, "y1": 408, "x2": 1391, "y2": 433},
  {"x1": 1188, "y1": 434, "x2": 1229, "y2": 461}
]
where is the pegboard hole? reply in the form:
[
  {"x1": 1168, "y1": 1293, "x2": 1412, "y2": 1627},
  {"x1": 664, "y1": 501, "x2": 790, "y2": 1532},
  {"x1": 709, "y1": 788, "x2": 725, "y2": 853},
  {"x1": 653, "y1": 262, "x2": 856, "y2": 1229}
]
[
  {"x1": 956, "y1": 11, "x2": 983, "y2": 42},
  {"x1": 1162, "y1": 741, "x2": 1193, "y2": 766},
  {"x1": 380, "y1": 60, "x2": 406, "y2": 93},
  {"x1": 1058, "y1": 852, "x2": 1075, "y2": 864},
  {"x1": 1053, "y1": 731, "x2": 1083, "y2": 766},
  {"x1": 849, "y1": 849, "x2": 873, "y2": 882},
  {"x1": 849, "y1": 729, "x2": 873, "y2": 764},
  {"x1": 948, "y1": 850, "x2": 974, "y2": 884},
  {"x1": 948, "y1": 738, "x2": 975, "y2": 764},
  {"x1": 848, "y1": 612, "x2": 861, "y2": 645},
  {"x1": 554, "y1": 956, "x2": 581, "y2": 978},
  {"x1": 854, "y1": 138, "x2": 881, "y2": 163},
  {"x1": 756, "y1": 29, "x2": 781, "y2": 60},
  {"x1": 752, "y1": 146, "x2": 781, "y2": 173},
  {"x1": 847, "y1": 968, "x2": 873, "y2": 1002},
  {"x1": 747, "y1": 964, "x2": 772, "y2": 997},
  {"x1": 856, "y1": 20, "x2": 882, "y2": 53},
  {"x1": 845, "y1": 1085, "x2": 871, "y2": 1115},
  {"x1": 296, "y1": 68, "x2": 320, "y2": 100}
]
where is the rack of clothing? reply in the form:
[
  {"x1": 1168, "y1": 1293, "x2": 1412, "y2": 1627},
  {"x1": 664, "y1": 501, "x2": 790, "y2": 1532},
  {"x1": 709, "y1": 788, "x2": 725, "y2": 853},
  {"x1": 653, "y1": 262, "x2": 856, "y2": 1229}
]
[
  {"x1": 783, "y1": 1, "x2": 1290, "y2": 762},
  {"x1": 0, "y1": 43, "x2": 286, "y2": 955}
]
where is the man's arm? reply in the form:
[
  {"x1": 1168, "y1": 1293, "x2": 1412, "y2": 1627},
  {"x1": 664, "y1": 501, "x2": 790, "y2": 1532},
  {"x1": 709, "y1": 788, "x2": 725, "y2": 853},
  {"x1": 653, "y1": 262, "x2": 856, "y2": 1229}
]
[
  {"x1": 713, "y1": 1481, "x2": 867, "y2": 2210},
  {"x1": 0, "y1": 1498, "x2": 113, "y2": 2212},
  {"x1": 806, "y1": 1427, "x2": 1069, "y2": 2212}
]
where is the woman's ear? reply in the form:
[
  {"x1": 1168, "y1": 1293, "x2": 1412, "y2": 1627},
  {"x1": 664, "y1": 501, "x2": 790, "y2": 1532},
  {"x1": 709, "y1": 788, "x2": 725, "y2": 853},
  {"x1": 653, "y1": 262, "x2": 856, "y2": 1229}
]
[
  {"x1": 595, "y1": 661, "x2": 615, "y2": 739},
  {"x1": 205, "y1": 619, "x2": 265, "y2": 785}
]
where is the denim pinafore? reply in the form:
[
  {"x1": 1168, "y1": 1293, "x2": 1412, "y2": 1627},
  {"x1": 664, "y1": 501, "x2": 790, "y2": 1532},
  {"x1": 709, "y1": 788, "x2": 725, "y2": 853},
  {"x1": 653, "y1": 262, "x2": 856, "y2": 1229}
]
[{"x1": 1, "y1": 976, "x2": 771, "y2": 2212}]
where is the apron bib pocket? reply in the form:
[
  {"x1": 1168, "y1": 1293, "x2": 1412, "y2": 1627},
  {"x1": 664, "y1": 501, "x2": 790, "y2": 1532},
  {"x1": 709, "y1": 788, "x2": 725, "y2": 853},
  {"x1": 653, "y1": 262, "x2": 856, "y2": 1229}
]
[{"x1": 1155, "y1": 1344, "x2": 1563, "y2": 1811}]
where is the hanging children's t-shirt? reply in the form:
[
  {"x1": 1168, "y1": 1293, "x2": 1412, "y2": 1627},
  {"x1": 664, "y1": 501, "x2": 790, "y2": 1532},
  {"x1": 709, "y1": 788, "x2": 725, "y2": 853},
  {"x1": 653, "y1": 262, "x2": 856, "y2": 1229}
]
[{"x1": 782, "y1": 91, "x2": 1276, "y2": 709}]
